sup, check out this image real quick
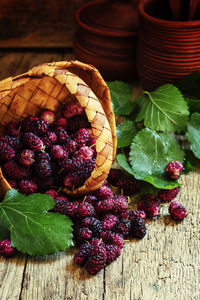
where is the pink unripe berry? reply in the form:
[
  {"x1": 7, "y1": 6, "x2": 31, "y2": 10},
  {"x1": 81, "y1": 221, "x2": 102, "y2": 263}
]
[
  {"x1": 40, "y1": 109, "x2": 56, "y2": 125},
  {"x1": 74, "y1": 146, "x2": 94, "y2": 162},
  {"x1": 165, "y1": 161, "x2": 183, "y2": 179}
]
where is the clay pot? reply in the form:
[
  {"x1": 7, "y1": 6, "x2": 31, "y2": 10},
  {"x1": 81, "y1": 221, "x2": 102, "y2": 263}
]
[
  {"x1": 74, "y1": 0, "x2": 140, "y2": 81},
  {"x1": 137, "y1": 0, "x2": 200, "y2": 90}
]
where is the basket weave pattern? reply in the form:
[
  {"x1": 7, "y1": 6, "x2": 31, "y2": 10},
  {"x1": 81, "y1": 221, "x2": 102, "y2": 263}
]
[{"x1": 0, "y1": 61, "x2": 116, "y2": 196}]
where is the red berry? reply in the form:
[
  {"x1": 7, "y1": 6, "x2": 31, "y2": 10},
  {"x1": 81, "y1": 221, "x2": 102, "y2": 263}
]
[
  {"x1": 4, "y1": 161, "x2": 32, "y2": 180},
  {"x1": 85, "y1": 243, "x2": 107, "y2": 275},
  {"x1": 114, "y1": 219, "x2": 131, "y2": 237},
  {"x1": 42, "y1": 131, "x2": 57, "y2": 148},
  {"x1": 101, "y1": 231, "x2": 125, "y2": 249},
  {"x1": 96, "y1": 198, "x2": 114, "y2": 214},
  {"x1": 0, "y1": 239, "x2": 16, "y2": 257},
  {"x1": 94, "y1": 185, "x2": 114, "y2": 200},
  {"x1": 158, "y1": 187, "x2": 180, "y2": 202},
  {"x1": 64, "y1": 139, "x2": 78, "y2": 154},
  {"x1": 113, "y1": 195, "x2": 128, "y2": 213},
  {"x1": 55, "y1": 128, "x2": 69, "y2": 144},
  {"x1": 50, "y1": 145, "x2": 68, "y2": 160},
  {"x1": 102, "y1": 214, "x2": 119, "y2": 230},
  {"x1": 116, "y1": 175, "x2": 141, "y2": 196},
  {"x1": 0, "y1": 136, "x2": 22, "y2": 152},
  {"x1": 72, "y1": 128, "x2": 90, "y2": 146},
  {"x1": 169, "y1": 201, "x2": 188, "y2": 221},
  {"x1": 32, "y1": 119, "x2": 49, "y2": 136},
  {"x1": 165, "y1": 161, "x2": 183, "y2": 179},
  {"x1": 77, "y1": 227, "x2": 93, "y2": 242},
  {"x1": 45, "y1": 189, "x2": 59, "y2": 199},
  {"x1": 129, "y1": 210, "x2": 146, "y2": 221},
  {"x1": 77, "y1": 202, "x2": 95, "y2": 218},
  {"x1": 19, "y1": 179, "x2": 38, "y2": 194},
  {"x1": 138, "y1": 194, "x2": 160, "y2": 218},
  {"x1": 62, "y1": 101, "x2": 84, "y2": 119},
  {"x1": 81, "y1": 217, "x2": 103, "y2": 237},
  {"x1": 23, "y1": 132, "x2": 44, "y2": 152}
]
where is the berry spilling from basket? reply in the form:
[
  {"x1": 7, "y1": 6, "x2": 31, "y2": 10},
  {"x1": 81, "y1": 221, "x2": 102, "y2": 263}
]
[
  {"x1": 0, "y1": 101, "x2": 188, "y2": 275},
  {"x1": 0, "y1": 101, "x2": 94, "y2": 193}
]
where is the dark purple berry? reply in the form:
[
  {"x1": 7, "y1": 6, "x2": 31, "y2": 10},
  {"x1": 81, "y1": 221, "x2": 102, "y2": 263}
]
[
  {"x1": 0, "y1": 142, "x2": 15, "y2": 160},
  {"x1": 106, "y1": 244, "x2": 121, "y2": 265},
  {"x1": 74, "y1": 242, "x2": 92, "y2": 266},
  {"x1": 130, "y1": 217, "x2": 146, "y2": 239}
]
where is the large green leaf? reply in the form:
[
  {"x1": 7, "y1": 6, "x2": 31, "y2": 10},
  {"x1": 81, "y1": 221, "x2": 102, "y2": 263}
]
[
  {"x1": 117, "y1": 120, "x2": 139, "y2": 148},
  {"x1": 129, "y1": 128, "x2": 184, "y2": 189},
  {"x1": 187, "y1": 112, "x2": 200, "y2": 159},
  {"x1": 135, "y1": 84, "x2": 189, "y2": 132},
  {"x1": 176, "y1": 72, "x2": 200, "y2": 113},
  {"x1": 0, "y1": 189, "x2": 73, "y2": 255},
  {"x1": 107, "y1": 81, "x2": 135, "y2": 116}
]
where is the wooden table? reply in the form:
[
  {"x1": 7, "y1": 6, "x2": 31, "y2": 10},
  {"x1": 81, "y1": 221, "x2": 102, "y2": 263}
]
[{"x1": 0, "y1": 50, "x2": 199, "y2": 300}]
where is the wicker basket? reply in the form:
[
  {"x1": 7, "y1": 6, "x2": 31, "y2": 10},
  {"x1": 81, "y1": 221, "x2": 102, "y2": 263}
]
[{"x1": 0, "y1": 60, "x2": 117, "y2": 197}]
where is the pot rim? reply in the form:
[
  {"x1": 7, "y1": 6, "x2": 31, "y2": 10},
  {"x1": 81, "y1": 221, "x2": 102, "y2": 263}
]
[
  {"x1": 76, "y1": 0, "x2": 137, "y2": 38},
  {"x1": 138, "y1": 0, "x2": 200, "y2": 28}
]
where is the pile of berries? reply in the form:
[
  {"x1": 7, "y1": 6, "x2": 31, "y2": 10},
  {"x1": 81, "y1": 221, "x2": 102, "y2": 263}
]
[
  {"x1": 0, "y1": 98, "x2": 188, "y2": 274},
  {"x1": 0, "y1": 101, "x2": 96, "y2": 193},
  {"x1": 49, "y1": 183, "x2": 147, "y2": 275}
]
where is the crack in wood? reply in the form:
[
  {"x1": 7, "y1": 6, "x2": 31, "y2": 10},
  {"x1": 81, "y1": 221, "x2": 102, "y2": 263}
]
[{"x1": 18, "y1": 255, "x2": 28, "y2": 300}]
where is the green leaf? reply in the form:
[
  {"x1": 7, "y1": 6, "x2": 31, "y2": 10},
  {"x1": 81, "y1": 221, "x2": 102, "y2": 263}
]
[
  {"x1": 129, "y1": 128, "x2": 184, "y2": 189},
  {"x1": 135, "y1": 84, "x2": 189, "y2": 132},
  {"x1": 107, "y1": 81, "x2": 135, "y2": 115},
  {"x1": 176, "y1": 72, "x2": 200, "y2": 99},
  {"x1": 116, "y1": 153, "x2": 135, "y2": 176},
  {"x1": 187, "y1": 112, "x2": 200, "y2": 159},
  {"x1": 117, "y1": 120, "x2": 138, "y2": 148},
  {"x1": 0, "y1": 189, "x2": 73, "y2": 255},
  {"x1": 176, "y1": 73, "x2": 200, "y2": 113}
]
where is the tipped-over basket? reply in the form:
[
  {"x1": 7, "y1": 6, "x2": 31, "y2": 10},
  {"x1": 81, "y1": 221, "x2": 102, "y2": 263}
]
[{"x1": 0, "y1": 60, "x2": 117, "y2": 197}]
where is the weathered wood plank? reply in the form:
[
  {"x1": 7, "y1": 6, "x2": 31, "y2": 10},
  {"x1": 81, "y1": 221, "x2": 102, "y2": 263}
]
[
  {"x1": 0, "y1": 254, "x2": 27, "y2": 300},
  {"x1": 20, "y1": 249, "x2": 105, "y2": 300}
]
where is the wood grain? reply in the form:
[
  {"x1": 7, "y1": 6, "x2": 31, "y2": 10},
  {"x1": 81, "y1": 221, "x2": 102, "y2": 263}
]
[
  {"x1": 0, "y1": 51, "x2": 199, "y2": 300},
  {"x1": 0, "y1": 0, "x2": 88, "y2": 48}
]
